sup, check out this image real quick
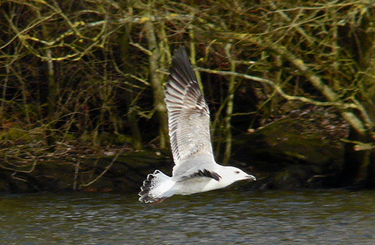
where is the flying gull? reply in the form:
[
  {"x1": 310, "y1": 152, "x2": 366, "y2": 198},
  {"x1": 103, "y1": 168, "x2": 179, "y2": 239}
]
[{"x1": 139, "y1": 46, "x2": 256, "y2": 203}]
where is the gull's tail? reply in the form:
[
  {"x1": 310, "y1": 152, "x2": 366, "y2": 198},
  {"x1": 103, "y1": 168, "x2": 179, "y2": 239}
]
[{"x1": 138, "y1": 170, "x2": 174, "y2": 203}]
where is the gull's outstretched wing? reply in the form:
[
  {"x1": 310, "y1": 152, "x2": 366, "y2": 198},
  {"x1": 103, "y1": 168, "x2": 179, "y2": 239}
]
[{"x1": 165, "y1": 46, "x2": 215, "y2": 176}]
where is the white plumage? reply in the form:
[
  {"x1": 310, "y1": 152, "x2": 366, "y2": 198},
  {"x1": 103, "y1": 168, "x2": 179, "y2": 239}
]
[{"x1": 139, "y1": 46, "x2": 256, "y2": 203}]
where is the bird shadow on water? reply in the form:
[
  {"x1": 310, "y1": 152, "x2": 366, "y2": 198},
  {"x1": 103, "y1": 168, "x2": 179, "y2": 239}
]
[
  {"x1": 129, "y1": 189, "x2": 263, "y2": 244},
  {"x1": 134, "y1": 188, "x2": 256, "y2": 222}
]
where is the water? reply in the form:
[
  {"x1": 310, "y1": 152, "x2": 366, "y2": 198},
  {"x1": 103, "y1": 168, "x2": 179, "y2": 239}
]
[{"x1": 1, "y1": 189, "x2": 375, "y2": 244}]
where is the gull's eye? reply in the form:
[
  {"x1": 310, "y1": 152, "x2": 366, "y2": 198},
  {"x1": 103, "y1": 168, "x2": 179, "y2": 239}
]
[{"x1": 235, "y1": 171, "x2": 240, "y2": 174}]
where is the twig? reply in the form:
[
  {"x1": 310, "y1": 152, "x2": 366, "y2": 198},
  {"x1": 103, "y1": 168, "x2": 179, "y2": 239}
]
[{"x1": 79, "y1": 153, "x2": 120, "y2": 188}]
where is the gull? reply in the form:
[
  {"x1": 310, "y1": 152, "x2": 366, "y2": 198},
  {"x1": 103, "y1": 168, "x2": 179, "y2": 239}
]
[{"x1": 138, "y1": 46, "x2": 256, "y2": 203}]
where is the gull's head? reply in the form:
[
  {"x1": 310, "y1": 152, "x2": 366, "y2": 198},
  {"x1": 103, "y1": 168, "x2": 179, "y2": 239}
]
[{"x1": 221, "y1": 166, "x2": 256, "y2": 185}]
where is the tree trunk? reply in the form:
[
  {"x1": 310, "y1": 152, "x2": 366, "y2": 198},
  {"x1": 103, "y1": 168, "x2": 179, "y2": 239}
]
[
  {"x1": 223, "y1": 43, "x2": 236, "y2": 164},
  {"x1": 39, "y1": 5, "x2": 57, "y2": 150},
  {"x1": 119, "y1": 26, "x2": 143, "y2": 150},
  {"x1": 45, "y1": 48, "x2": 57, "y2": 149},
  {"x1": 338, "y1": 13, "x2": 375, "y2": 187},
  {"x1": 144, "y1": 17, "x2": 168, "y2": 149}
]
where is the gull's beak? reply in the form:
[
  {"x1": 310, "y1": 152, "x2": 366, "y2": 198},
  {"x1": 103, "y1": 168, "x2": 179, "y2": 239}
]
[{"x1": 246, "y1": 175, "x2": 256, "y2": 182}]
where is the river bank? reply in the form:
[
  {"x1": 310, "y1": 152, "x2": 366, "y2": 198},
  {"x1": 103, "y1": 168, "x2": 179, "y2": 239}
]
[{"x1": 0, "y1": 107, "x2": 348, "y2": 193}]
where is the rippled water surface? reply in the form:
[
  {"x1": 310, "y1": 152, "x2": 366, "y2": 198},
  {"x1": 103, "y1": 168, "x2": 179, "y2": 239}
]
[{"x1": 1, "y1": 189, "x2": 375, "y2": 244}]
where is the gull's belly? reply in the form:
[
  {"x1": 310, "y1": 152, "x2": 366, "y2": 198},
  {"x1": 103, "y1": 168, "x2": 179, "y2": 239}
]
[{"x1": 173, "y1": 178, "x2": 227, "y2": 195}]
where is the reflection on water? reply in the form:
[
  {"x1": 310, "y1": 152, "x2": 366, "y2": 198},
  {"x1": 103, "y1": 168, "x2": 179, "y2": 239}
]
[{"x1": 1, "y1": 189, "x2": 375, "y2": 244}]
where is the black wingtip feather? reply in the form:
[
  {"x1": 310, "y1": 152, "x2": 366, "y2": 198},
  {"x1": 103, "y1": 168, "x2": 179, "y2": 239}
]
[
  {"x1": 169, "y1": 46, "x2": 198, "y2": 86},
  {"x1": 138, "y1": 170, "x2": 160, "y2": 203}
]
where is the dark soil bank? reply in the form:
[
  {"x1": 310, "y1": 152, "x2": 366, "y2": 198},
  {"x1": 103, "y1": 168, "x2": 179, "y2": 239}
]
[{"x1": 0, "y1": 112, "x2": 347, "y2": 193}]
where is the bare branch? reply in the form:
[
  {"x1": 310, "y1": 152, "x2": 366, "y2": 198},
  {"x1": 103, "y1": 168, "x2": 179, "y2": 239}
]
[{"x1": 198, "y1": 67, "x2": 358, "y2": 109}]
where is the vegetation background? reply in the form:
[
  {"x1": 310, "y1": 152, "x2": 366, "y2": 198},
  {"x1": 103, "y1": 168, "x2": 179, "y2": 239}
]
[{"x1": 1, "y1": 0, "x2": 374, "y2": 192}]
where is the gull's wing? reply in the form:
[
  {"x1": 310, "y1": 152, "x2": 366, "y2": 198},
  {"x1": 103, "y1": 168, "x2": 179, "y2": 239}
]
[{"x1": 165, "y1": 46, "x2": 215, "y2": 177}]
